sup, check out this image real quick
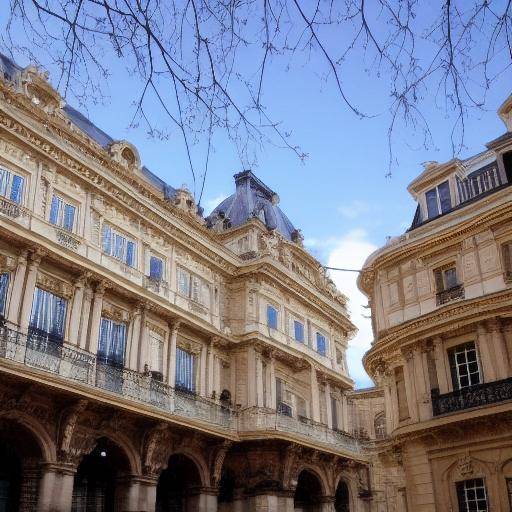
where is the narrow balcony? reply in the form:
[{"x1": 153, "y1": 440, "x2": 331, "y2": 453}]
[
  {"x1": 238, "y1": 407, "x2": 361, "y2": 455},
  {"x1": 0, "y1": 325, "x2": 235, "y2": 431},
  {"x1": 431, "y1": 378, "x2": 512, "y2": 416},
  {"x1": 436, "y1": 284, "x2": 464, "y2": 305}
]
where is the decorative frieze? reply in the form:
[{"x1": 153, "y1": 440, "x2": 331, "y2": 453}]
[
  {"x1": 55, "y1": 228, "x2": 80, "y2": 251},
  {"x1": 36, "y1": 272, "x2": 74, "y2": 299}
]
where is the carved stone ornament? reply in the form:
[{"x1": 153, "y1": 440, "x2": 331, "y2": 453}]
[
  {"x1": 142, "y1": 423, "x2": 172, "y2": 476},
  {"x1": 101, "y1": 301, "x2": 130, "y2": 323},
  {"x1": 457, "y1": 453, "x2": 474, "y2": 477},
  {"x1": 58, "y1": 399, "x2": 89, "y2": 462},
  {"x1": 55, "y1": 228, "x2": 81, "y2": 251},
  {"x1": 210, "y1": 440, "x2": 233, "y2": 486},
  {"x1": 0, "y1": 253, "x2": 17, "y2": 273},
  {"x1": 36, "y1": 272, "x2": 74, "y2": 299}
]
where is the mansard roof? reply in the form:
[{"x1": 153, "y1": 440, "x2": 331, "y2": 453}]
[
  {"x1": 206, "y1": 170, "x2": 299, "y2": 240},
  {"x1": 0, "y1": 52, "x2": 177, "y2": 201}
]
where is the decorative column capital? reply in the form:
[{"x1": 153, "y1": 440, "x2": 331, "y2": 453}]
[
  {"x1": 169, "y1": 319, "x2": 182, "y2": 334},
  {"x1": 29, "y1": 248, "x2": 46, "y2": 266},
  {"x1": 487, "y1": 318, "x2": 502, "y2": 333},
  {"x1": 95, "y1": 280, "x2": 109, "y2": 295}
]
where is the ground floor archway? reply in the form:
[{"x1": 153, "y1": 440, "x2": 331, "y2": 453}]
[
  {"x1": 335, "y1": 480, "x2": 350, "y2": 512},
  {"x1": 156, "y1": 453, "x2": 203, "y2": 512},
  {"x1": 294, "y1": 470, "x2": 323, "y2": 512},
  {"x1": 71, "y1": 437, "x2": 130, "y2": 512}
]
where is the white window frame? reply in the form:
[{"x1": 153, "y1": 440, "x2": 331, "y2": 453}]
[
  {"x1": 49, "y1": 192, "x2": 78, "y2": 232},
  {"x1": 456, "y1": 478, "x2": 488, "y2": 512},
  {"x1": 102, "y1": 223, "x2": 137, "y2": 267},
  {"x1": 176, "y1": 267, "x2": 211, "y2": 307},
  {"x1": 425, "y1": 180, "x2": 452, "y2": 219},
  {"x1": 0, "y1": 165, "x2": 25, "y2": 204},
  {"x1": 449, "y1": 341, "x2": 481, "y2": 390}
]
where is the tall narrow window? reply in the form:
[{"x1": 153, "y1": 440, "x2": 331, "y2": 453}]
[
  {"x1": 0, "y1": 167, "x2": 24, "y2": 204},
  {"x1": 101, "y1": 224, "x2": 136, "y2": 267},
  {"x1": 448, "y1": 342, "x2": 481, "y2": 390},
  {"x1": 29, "y1": 287, "x2": 68, "y2": 343},
  {"x1": 0, "y1": 272, "x2": 9, "y2": 316},
  {"x1": 374, "y1": 412, "x2": 386, "y2": 439},
  {"x1": 395, "y1": 367, "x2": 409, "y2": 421},
  {"x1": 456, "y1": 478, "x2": 488, "y2": 512},
  {"x1": 501, "y1": 242, "x2": 512, "y2": 282},
  {"x1": 267, "y1": 305, "x2": 278, "y2": 330},
  {"x1": 175, "y1": 347, "x2": 196, "y2": 392},
  {"x1": 98, "y1": 318, "x2": 126, "y2": 367},
  {"x1": 177, "y1": 267, "x2": 191, "y2": 297},
  {"x1": 316, "y1": 332, "x2": 327, "y2": 356},
  {"x1": 294, "y1": 320, "x2": 305, "y2": 342},
  {"x1": 149, "y1": 256, "x2": 164, "y2": 280},
  {"x1": 49, "y1": 194, "x2": 77, "y2": 232},
  {"x1": 425, "y1": 180, "x2": 452, "y2": 219}
]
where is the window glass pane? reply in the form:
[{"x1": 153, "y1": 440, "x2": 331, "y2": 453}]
[
  {"x1": 10, "y1": 175, "x2": 24, "y2": 204},
  {"x1": 177, "y1": 268, "x2": 190, "y2": 296},
  {"x1": 426, "y1": 188, "x2": 439, "y2": 218},
  {"x1": 63, "y1": 203, "x2": 76, "y2": 232},
  {"x1": 29, "y1": 287, "x2": 67, "y2": 341},
  {"x1": 294, "y1": 320, "x2": 304, "y2": 342},
  {"x1": 176, "y1": 347, "x2": 195, "y2": 392},
  {"x1": 444, "y1": 268, "x2": 458, "y2": 289},
  {"x1": 125, "y1": 241, "x2": 135, "y2": 266},
  {"x1": 49, "y1": 195, "x2": 61, "y2": 225},
  {"x1": 149, "y1": 256, "x2": 163, "y2": 279},
  {"x1": 316, "y1": 332, "x2": 327, "y2": 356},
  {"x1": 0, "y1": 273, "x2": 9, "y2": 316},
  {"x1": 0, "y1": 168, "x2": 10, "y2": 196},
  {"x1": 438, "y1": 181, "x2": 452, "y2": 213},
  {"x1": 113, "y1": 233, "x2": 125, "y2": 260},
  {"x1": 267, "y1": 305, "x2": 278, "y2": 329},
  {"x1": 102, "y1": 225, "x2": 112, "y2": 255},
  {"x1": 98, "y1": 318, "x2": 126, "y2": 366}
]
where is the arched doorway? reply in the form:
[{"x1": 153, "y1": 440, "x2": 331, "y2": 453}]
[
  {"x1": 156, "y1": 454, "x2": 203, "y2": 512},
  {"x1": 72, "y1": 437, "x2": 130, "y2": 512},
  {"x1": 294, "y1": 470, "x2": 323, "y2": 512},
  {"x1": 0, "y1": 419, "x2": 44, "y2": 512},
  {"x1": 335, "y1": 480, "x2": 350, "y2": 512}
]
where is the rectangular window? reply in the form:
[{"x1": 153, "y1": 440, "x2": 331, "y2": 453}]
[
  {"x1": 456, "y1": 478, "x2": 488, "y2": 512},
  {"x1": 0, "y1": 273, "x2": 9, "y2": 316},
  {"x1": 101, "y1": 224, "x2": 136, "y2": 267},
  {"x1": 176, "y1": 268, "x2": 210, "y2": 307},
  {"x1": 176, "y1": 347, "x2": 196, "y2": 392},
  {"x1": 0, "y1": 167, "x2": 25, "y2": 204},
  {"x1": 294, "y1": 320, "x2": 304, "y2": 342},
  {"x1": 149, "y1": 256, "x2": 164, "y2": 280},
  {"x1": 267, "y1": 305, "x2": 278, "y2": 330},
  {"x1": 425, "y1": 180, "x2": 452, "y2": 219},
  {"x1": 49, "y1": 194, "x2": 77, "y2": 232},
  {"x1": 98, "y1": 318, "x2": 126, "y2": 367},
  {"x1": 434, "y1": 266, "x2": 458, "y2": 292},
  {"x1": 29, "y1": 287, "x2": 68, "y2": 342},
  {"x1": 395, "y1": 367, "x2": 409, "y2": 421},
  {"x1": 316, "y1": 332, "x2": 327, "y2": 356},
  {"x1": 448, "y1": 342, "x2": 481, "y2": 390},
  {"x1": 177, "y1": 267, "x2": 190, "y2": 296}
]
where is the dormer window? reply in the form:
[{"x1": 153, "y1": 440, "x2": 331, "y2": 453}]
[{"x1": 425, "y1": 180, "x2": 451, "y2": 219}]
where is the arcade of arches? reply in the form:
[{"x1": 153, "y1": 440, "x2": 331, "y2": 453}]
[{"x1": 0, "y1": 378, "x2": 370, "y2": 512}]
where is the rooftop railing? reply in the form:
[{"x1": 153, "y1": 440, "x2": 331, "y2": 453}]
[{"x1": 0, "y1": 325, "x2": 235, "y2": 430}]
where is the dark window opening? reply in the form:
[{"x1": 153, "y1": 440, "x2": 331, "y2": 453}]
[{"x1": 504, "y1": 151, "x2": 512, "y2": 184}]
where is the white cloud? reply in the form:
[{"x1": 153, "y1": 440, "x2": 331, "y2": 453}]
[
  {"x1": 203, "y1": 193, "x2": 228, "y2": 215},
  {"x1": 338, "y1": 200, "x2": 372, "y2": 219},
  {"x1": 326, "y1": 229, "x2": 377, "y2": 388}
]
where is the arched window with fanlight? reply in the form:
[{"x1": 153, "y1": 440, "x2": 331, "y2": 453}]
[{"x1": 374, "y1": 412, "x2": 386, "y2": 440}]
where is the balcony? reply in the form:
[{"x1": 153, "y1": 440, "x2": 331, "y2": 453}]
[
  {"x1": 238, "y1": 407, "x2": 361, "y2": 455},
  {"x1": 0, "y1": 325, "x2": 235, "y2": 431},
  {"x1": 431, "y1": 378, "x2": 512, "y2": 416},
  {"x1": 436, "y1": 284, "x2": 464, "y2": 306}
]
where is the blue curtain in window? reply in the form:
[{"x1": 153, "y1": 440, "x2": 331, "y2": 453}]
[
  {"x1": 294, "y1": 320, "x2": 304, "y2": 342},
  {"x1": 126, "y1": 241, "x2": 135, "y2": 266},
  {"x1": 63, "y1": 204, "x2": 76, "y2": 231},
  {"x1": 102, "y1": 224, "x2": 112, "y2": 254},
  {"x1": 98, "y1": 318, "x2": 126, "y2": 366},
  {"x1": 10, "y1": 175, "x2": 24, "y2": 204},
  {"x1": 113, "y1": 233, "x2": 125, "y2": 260},
  {"x1": 29, "y1": 287, "x2": 67, "y2": 341},
  {"x1": 150, "y1": 256, "x2": 163, "y2": 279},
  {"x1": 316, "y1": 333, "x2": 327, "y2": 356},
  {"x1": 0, "y1": 273, "x2": 9, "y2": 316},
  {"x1": 176, "y1": 347, "x2": 195, "y2": 392},
  {"x1": 267, "y1": 305, "x2": 278, "y2": 329},
  {"x1": 49, "y1": 195, "x2": 62, "y2": 225},
  {"x1": 0, "y1": 168, "x2": 10, "y2": 197}
]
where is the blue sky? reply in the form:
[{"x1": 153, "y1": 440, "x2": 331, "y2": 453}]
[{"x1": 3, "y1": 9, "x2": 511, "y2": 387}]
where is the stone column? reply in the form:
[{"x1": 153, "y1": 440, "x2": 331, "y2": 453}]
[
  {"x1": 413, "y1": 346, "x2": 431, "y2": 421},
  {"x1": 167, "y1": 321, "x2": 180, "y2": 386},
  {"x1": 341, "y1": 394, "x2": 349, "y2": 432},
  {"x1": 86, "y1": 282, "x2": 106, "y2": 355},
  {"x1": 121, "y1": 475, "x2": 158, "y2": 512},
  {"x1": 402, "y1": 350, "x2": 418, "y2": 422},
  {"x1": 128, "y1": 306, "x2": 142, "y2": 371},
  {"x1": 320, "y1": 496, "x2": 336, "y2": 512},
  {"x1": 310, "y1": 364, "x2": 320, "y2": 422},
  {"x1": 256, "y1": 354, "x2": 265, "y2": 407},
  {"x1": 488, "y1": 318, "x2": 509, "y2": 380},
  {"x1": 325, "y1": 380, "x2": 333, "y2": 429},
  {"x1": 207, "y1": 338, "x2": 216, "y2": 398},
  {"x1": 200, "y1": 342, "x2": 208, "y2": 397},
  {"x1": 19, "y1": 252, "x2": 42, "y2": 333},
  {"x1": 247, "y1": 346, "x2": 257, "y2": 407},
  {"x1": 68, "y1": 276, "x2": 86, "y2": 346},
  {"x1": 383, "y1": 381, "x2": 394, "y2": 434},
  {"x1": 265, "y1": 353, "x2": 276, "y2": 408},
  {"x1": 7, "y1": 250, "x2": 28, "y2": 326},
  {"x1": 138, "y1": 306, "x2": 149, "y2": 373},
  {"x1": 477, "y1": 322, "x2": 496, "y2": 382},
  {"x1": 37, "y1": 463, "x2": 77, "y2": 512},
  {"x1": 78, "y1": 287, "x2": 93, "y2": 350},
  {"x1": 433, "y1": 336, "x2": 450, "y2": 393}
]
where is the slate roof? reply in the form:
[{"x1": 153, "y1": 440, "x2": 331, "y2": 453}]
[
  {"x1": 207, "y1": 170, "x2": 298, "y2": 240},
  {"x1": 0, "y1": 52, "x2": 177, "y2": 200}
]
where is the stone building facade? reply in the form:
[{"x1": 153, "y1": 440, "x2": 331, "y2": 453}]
[
  {"x1": 0, "y1": 54, "x2": 404, "y2": 511},
  {"x1": 359, "y1": 95, "x2": 512, "y2": 511}
]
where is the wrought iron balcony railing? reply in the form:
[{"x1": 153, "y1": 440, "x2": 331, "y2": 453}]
[
  {"x1": 0, "y1": 325, "x2": 235, "y2": 430},
  {"x1": 436, "y1": 284, "x2": 465, "y2": 306},
  {"x1": 238, "y1": 407, "x2": 360, "y2": 454},
  {"x1": 431, "y1": 378, "x2": 512, "y2": 416}
]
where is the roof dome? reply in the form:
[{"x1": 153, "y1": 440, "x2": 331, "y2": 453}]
[{"x1": 206, "y1": 171, "x2": 300, "y2": 241}]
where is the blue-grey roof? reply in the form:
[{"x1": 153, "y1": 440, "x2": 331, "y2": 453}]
[
  {"x1": 0, "y1": 52, "x2": 177, "y2": 200},
  {"x1": 207, "y1": 171, "x2": 298, "y2": 240}
]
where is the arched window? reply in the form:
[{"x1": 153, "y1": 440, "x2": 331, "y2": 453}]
[{"x1": 374, "y1": 412, "x2": 386, "y2": 440}]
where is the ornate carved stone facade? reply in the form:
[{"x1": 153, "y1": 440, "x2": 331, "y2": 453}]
[{"x1": 359, "y1": 95, "x2": 512, "y2": 511}]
